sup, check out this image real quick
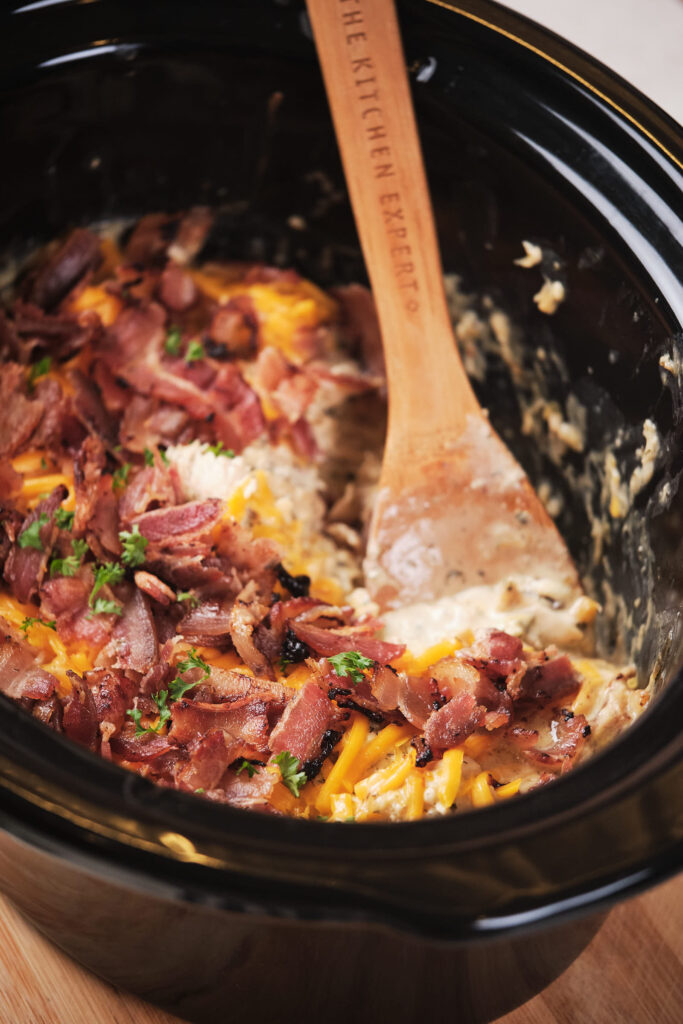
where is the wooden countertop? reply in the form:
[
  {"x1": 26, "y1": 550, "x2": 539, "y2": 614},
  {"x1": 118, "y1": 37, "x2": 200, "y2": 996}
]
[{"x1": 0, "y1": 875, "x2": 680, "y2": 1023}]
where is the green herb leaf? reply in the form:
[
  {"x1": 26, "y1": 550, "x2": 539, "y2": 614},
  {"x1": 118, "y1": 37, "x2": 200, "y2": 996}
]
[
  {"x1": 89, "y1": 561, "x2": 125, "y2": 607},
  {"x1": 90, "y1": 597, "x2": 123, "y2": 617},
  {"x1": 204, "y1": 442, "x2": 235, "y2": 458},
  {"x1": 164, "y1": 326, "x2": 183, "y2": 356},
  {"x1": 176, "y1": 590, "x2": 199, "y2": 609},
  {"x1": 167, "y1": 648, "x2": 211, "y2": 701},
  {"x1": 126, "y1": 702, "x2": 168, "y2": 736},
  {"x1": 20, "y1": 616, "x2": 56, "y2": 634},
  {"x1": 111, "y1": 462, "x2": 132, "y2": 492},
  {"x1": 18, "y1": 513, "x2": 49, "y2": 551},
  {"x1": 168, "y1": 675, "x2": 199, "y2": 701},
  {"x1": 272, "y1": 751, "x2": 307, "y2": 798},
  {"x1": 119, "y1": 524, "x2": 148, "y2": 568},
  {"x1": 143, "y1": 447, "x2": 155, "y2": 467},
  {"x1": 185, "y1": 339, "x2": 205, "y2": 363},
  {"x1": 54, "y1": 508, "x2": 75, "y2": 530},
  {"x1": 176, "y1": 647, "x2": 210, "y2": 677},
  {"x1": 195, "y1": 788, "x2": 205, "y2": 794},
  {"x1": 152, "y1": 689, "x2": 172, "y2": 730},
  {"x1": 49, "y1": 537, "x2": 89, "y2": 578},
  {"x1": 159, "y1": 448, "x2": 170, "y2": 466},
  {"x1": 327, "y1": 650, "x2": 374, "y2": 686},
  {"x1": 40, "y1": 457, "x2": 48, "y2": 470},
  {"x1": 28, "y1": 356, "x2": 52, "y2": 386},
  {"x1": 236, "y1": 759, "x2": 258, "y2": 779}
]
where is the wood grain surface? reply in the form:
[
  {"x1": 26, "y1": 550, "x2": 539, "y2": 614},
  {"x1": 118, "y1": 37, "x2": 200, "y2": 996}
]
[{"x1": 0, "y1": 875, "x2": 680, "y2": 1024}]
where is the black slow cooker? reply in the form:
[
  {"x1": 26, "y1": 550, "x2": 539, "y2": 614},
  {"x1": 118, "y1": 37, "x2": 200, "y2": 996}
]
[{"x1": 0, "y1": 2, "x2": 681, "y2": 1021}]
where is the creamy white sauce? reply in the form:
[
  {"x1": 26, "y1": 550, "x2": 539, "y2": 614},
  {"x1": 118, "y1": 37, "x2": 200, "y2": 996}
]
[{"x1": 382, "y1": 574, "x2": 599, "y2": 655}]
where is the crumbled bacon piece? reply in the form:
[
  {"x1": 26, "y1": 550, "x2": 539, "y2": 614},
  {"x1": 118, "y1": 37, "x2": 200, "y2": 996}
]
[
  {"x1": 4, "y1": 486, "x2": 67, "y2": 603},
  {"x1": 290, "y1": 620, "x2": 405, "y2": 662},
  {"x1": 27, "y1": 228, "x2": 101, "y2": 310},
  {"x1": 268, "y1": 681, "x2": 333, "y2": 763}
]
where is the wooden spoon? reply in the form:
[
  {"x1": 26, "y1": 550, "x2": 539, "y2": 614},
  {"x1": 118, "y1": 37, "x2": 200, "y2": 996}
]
[{"x1": 306, "y1": 0, "x2": 581, "y2": 610}]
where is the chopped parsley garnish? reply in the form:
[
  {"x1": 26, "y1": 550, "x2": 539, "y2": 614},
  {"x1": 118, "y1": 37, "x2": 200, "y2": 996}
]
[
  {"x1": 176, "y1": 590, "x2": 199, "y2": 608},
  {"x1": 55, "y1": 508, "x2": 75, "y2": 530},
  {"x1": 40, "y1": 457, "x2": 48, "y2": 470},
  {"x1": 164, "y1": 326, "x2": 183, "y2": 356},
  {"x1": 159, "y1": 447, "x2": 170, "y2": 466},
  {"x1": 273, "y1": 751, "x2": 307, "y2": 798},
  {"x1": 28, "y1": 356, "x2": 52, "y2": 386},
  {"x1": 111, "y1": 462, "x2": 132, "y2": 492},
  {"x1": 90, "y1": 597, "x2": 123, "y2": 617},
  {"x1": 236, "y1": 759, "x2": 258, "y2": 779},
  {"x1": 185, "y1": 339, "x2": 205, "y2": 363},
  {"x1": 168, "y1": 647, "x2": 211, "y2": 701},
  {"x1": 204, "y1": 442, "x2": 235, "y2": 458},
  {"x1": 89, "y1": 561, "x2": 125, "y2": 608},
  {"x1": 20, "y1": 616, "x2": 56, "y2": 634},
  {"x1": 143, "y1": 447, "x2": 155, "y2": 467},
  {"x1": 126, "y1": 690, "x2": 170, "y2": 736},
  {"x1": 176, "y1": 648, "x2": 211, "y2": 677},
  {"x1": 327, "y1": 651, "x2": 374, "y2": 686},
  {"x1": 49, "y1": 538, "x2": 89, "y2": 578},
  {"x1": 18, "y1": 513, "x2": 49, "y2": 551},
  {"x1": 119, "y1": 524, "x2": 148, "y2": 567},
  {"x1": 195, "y1": 788, "x2": 205, "y2": 794}
]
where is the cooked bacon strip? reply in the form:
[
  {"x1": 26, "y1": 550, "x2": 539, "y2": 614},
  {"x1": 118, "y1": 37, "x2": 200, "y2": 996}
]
[
  {"x1": 521, "y1": 713, "x2": 590, "y2": 773},
  {"x1": 268, "y1": 681, "x2": 332, "y2": 763},
  {"x1": 177, "y1": 598, "x2": 232, "y2": 645},
  {"x1": 220, "y1": 765, "x2": 279, "y2": 811},
  {"x1": 27, "y1": 228, "x2": 101, "y2": 310},
  {"x1": 169, "y1": 696, "x2": 271, "y2": 756},
  {"x1": 87, "y1": 668, "x2": 137, "y2": 740},
  {"x1": 469, "y1": 629, "x2": 525, "y2": 682},
  {"x1": 97, "y1": 303, "x2": 265, "y2": 452},
  {"x1": 118, "y1": 464, "x2": 179, "y2": 522},
  {"x1": 229, "y1": 581, "x2": 273, "y2": 678},
  {"x1": 370, "y1": 664, "x2": 436, "y2": 729},
  {"x1": 40, "y1": 572, "x2": 115, "y2": 647},
  {"x1": 0, "y1": 624, "x2": 58, "y2": 701},
  {"x1": 133, "y1": 499, "x2": 222, "y2": 546},
  {"x1": 174, "y1": 730, "x2": 236, "y2": 791},
  {"x1": 62, "y1": 671, "x2": 98, "y2": 749},
  {"x1": 29, "y1": 377, "x2": 72, "y2": 452},
  {"x1": 191, "y1": 667, "x2": 289, "y2": 708},
  {"x1": 111, "y1": 729, "x2": 173, "y2": 762},
  {"x1": 158, "y1": 265, "x2": 198, "y2": 312},
  {"x1": 215, "y1": 520, "x2": 279, "y2": 593},
  {"x1": 511, "y1": 652, "x2": 581, "y2": 706},
  {"x1": 11, "y1": 302, "x2": 101, "y2": 361},
  {"x1": 168, "y1": 207, "x2": 214, "y2": 265},
  {"x1": 208, "y1": 296, "x2": 258, "y2": 358},
  {"x1": 4, "y1": 486, "x2": 67, "y2": 603},
  {"x1": 0, "y1": 363, "x2": 45, "y2": 458},
  {"x1": 100, "y1": 586, "x2": 158, "y2": 676},
  {"x1": 290, "y1": 620, "x2": 405, "y2": 663},
  {"x1": 424, "y1": 690, "x2": 485, "y2": 750},
  {"x1": 134, "y1": 570, "x2": 176, "y2": 606},
  {"x1": 70, "y1": 369, "x2": 117, "y2": 447},
  {"x1": 119, "y1": 395, "x2": 189, "y2": 454}
]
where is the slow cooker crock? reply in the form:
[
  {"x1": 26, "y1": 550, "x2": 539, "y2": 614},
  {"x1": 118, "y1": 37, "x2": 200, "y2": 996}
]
[{"x1": 0, "y1": 1, "x2": 681, "y2": 1021}]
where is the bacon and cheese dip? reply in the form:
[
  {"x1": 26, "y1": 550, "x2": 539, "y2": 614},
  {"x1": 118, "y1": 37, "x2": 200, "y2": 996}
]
[{"x1": 0, "y1": 210, "x2": 650, "y2": 822}]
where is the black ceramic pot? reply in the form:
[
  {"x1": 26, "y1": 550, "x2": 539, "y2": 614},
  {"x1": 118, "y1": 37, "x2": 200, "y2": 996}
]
[{"x1": 0, "y1": 2, "x2": 681, "y2": 1022}]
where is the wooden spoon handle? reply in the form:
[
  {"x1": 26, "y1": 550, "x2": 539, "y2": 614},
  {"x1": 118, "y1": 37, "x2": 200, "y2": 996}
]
[{"x1": 306, "y1": 0, "x2": 480, "y2": 446}]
